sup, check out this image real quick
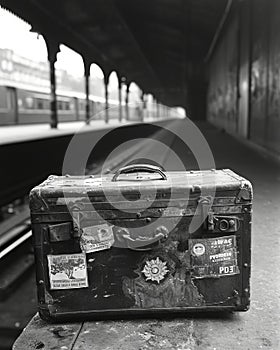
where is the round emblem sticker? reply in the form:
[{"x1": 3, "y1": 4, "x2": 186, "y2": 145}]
[
  {"x1": 192, "y1": 243, "x2": 205, "y2": 256},
  {"x1": 142, "y1": 257, "x2": 169, "y2": 284}
]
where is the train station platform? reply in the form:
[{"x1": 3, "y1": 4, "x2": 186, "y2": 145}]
[
  {"x1": 12, "y1": 119, "x2": 280, "y2": 350},
  {"x1": 0, "y1": 115, "x2": 165, "y2": 145}
]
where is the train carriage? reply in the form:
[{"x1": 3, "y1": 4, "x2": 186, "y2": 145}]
[
  {"x1": 0, "y1": 85, "x2": 110, "y2": 125},
  {"x1": 0, "y1": 83, "x2": 163, "y2": 126}
]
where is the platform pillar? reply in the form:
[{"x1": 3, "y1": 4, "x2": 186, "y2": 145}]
[
  {"x1": 156, "y1": 100, "x2": 160, "y2": 119},
  {"x1": 104, "y1": 74, "x2": 109, "y2": 123},
  {"x1": 44, "y1": 37, "x2": 60, "y2": 129},
  {"x1": 118, "y1": 78, "x2": 122, "y2": 122},
  {"x1": 140, "y1": 92, "x2": 145, "y2": 122},
  {"x1": 83, "y1": 59, "x2": 91, "y2": 125},
  {"x1": 125, "y1": 83, "x2": 130, "y2": 121},
  {"x1": 152, "y1": 96, "x2": 156, "y2": 119}
]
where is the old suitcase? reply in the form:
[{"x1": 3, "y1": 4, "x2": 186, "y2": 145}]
[{"x1": 29, "y1": 165, "x2": 252, "y2": 321}]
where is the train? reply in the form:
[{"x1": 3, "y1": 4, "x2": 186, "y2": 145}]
[{"x1": 0, "y1": 84, "x2": 147, "y2": 125}]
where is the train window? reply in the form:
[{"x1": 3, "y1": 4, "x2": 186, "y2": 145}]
[
  {"x1": 65, "y1": 101, "x2": 70, "y2": 110},
  {"x1": 17, "y1": 98, "x2": 23, "y2": 108},
  {"x1": 95, "y1": 102, "x2": 100, "y2": 112},
  {"x1": 57, "y1": 101, "x2": 63, "y2": 110},
  {"x1": 0, "y1": 88, "x2": 8, "y2": 108},
  {"x1": 37, "y1": 99, "x2": 44, "y2": 110},
  {"x1": 44, "y1": 100, "x2": 50, "y2": 109},
  {"x1": 25, "y1": 97, "x2": 34, "y2": 109}
]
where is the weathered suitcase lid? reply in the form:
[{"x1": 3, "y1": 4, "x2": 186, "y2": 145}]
[
  {"x1": 30, "y1": 168, "x2": 249, "y2": 196},
  {"x1": 29, "y1": 167, "x2": 252, "y2": 214}
]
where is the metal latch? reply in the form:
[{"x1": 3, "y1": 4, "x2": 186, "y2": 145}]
[
  {"x1": 48, "y1": 222, "x2": 72, "y2": 242},
  {"x1": 198, "y1": 197, "x2": 239, "y2": 232},
  {"x1": 215, "y1": 216, "x2": 239, "y2": 232},
  {"x1": 72, "y1": 211, "x2": 83, "y2": 238},
  {"x1": 204, "y1": 214, "x2": 239, "y2": 233},
  {"x1": 199, "y1": 196, "x2": 215, "y2": 231}
]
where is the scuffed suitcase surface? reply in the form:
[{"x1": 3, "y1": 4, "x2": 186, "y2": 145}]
[{"x1": 29, "y1": 167, "x2": 252, "y2": 321}]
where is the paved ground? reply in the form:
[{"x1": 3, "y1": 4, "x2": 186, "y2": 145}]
[{"x1": 13, "y1": 119, "x2": 280, "y2": 350}]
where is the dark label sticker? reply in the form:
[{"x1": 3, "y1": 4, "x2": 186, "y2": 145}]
[
  {"x1": 189, "y1": 235, "x2": 240, "y2": 278},
  {"x1": 48, "y1": 253, "x2": 88, "y2": 289}
]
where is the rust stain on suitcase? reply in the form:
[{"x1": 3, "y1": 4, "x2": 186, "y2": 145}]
[{"x1": 122, "y1": 247, "x2": 205, "y2": 308}]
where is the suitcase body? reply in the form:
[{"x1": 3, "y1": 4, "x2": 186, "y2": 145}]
[{"x1": 29, "y1": 165, "x2": 252, "y2": 321}]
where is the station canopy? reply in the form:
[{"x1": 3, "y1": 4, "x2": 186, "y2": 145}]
[{"x1": 0, "y1": 0, "x2": 231, "y2": 108}]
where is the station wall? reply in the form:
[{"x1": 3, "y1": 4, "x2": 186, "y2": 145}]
[{"x1": 207, "y1": 0, "x2": 280, "y2": 154}]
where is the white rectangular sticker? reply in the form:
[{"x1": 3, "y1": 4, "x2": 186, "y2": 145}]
[
  {"x1": 48, "y1": 253, "x2": 88, "y2": 290},
  {"x1": 80, "y1": 224, "x2": 114, "y2": 253}
]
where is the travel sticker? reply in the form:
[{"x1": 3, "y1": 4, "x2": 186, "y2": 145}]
[
  {"x1": 48, "y1": 253, "x2": 88, "y2": 290},
  {"x1": 80, "y1": 224, "x2": 114, "y2": 253},
  {"x1": 189, "y1": 235, "x2": 240, "y2": 278}
]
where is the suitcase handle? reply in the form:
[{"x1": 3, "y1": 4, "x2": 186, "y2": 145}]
[
  {"x1": 115, "y1": 226, "x2": 168, "y2": 251},
  {"x1": 112, "y1": 164, "x2": 167, "y2": 181},
  {"x1": 123, "y1": 232, "x2": 165, "y2": 251}
]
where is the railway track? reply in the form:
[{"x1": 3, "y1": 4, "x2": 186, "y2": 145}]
[{"x1": 0, "y1": 200, "x2": 33, "y2": 298}]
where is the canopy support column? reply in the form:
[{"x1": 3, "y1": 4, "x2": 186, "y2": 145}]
[
  {"x1": 118, "y1": 78, "x2": 122, "y2": 122},
  {"x1": 44, "y1": 37, "x2": 60, "y2": 129},
  {"x1": 104, "y1": 74, "x2": 109, "y2": 123},
  {"x1": 125, "y1": 83, "x2": 130, "y2": 121},
  {"x1": 83, "y1": 58, "x2": 91, "y2": 125}
]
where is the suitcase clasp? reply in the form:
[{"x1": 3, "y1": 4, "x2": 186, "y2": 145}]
[
  {"x1": 199, "y1": 196, "x2": 215, "y2": 231},
  {"x1": 72, "y1": 211, "x2": 83, "y2": 238},
  {"x1": 48, "y1": 222, "x2": 72, "y2": 242},
  {"x1": 199, "y1": 197, "x2": 240, "y2": 233}
]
